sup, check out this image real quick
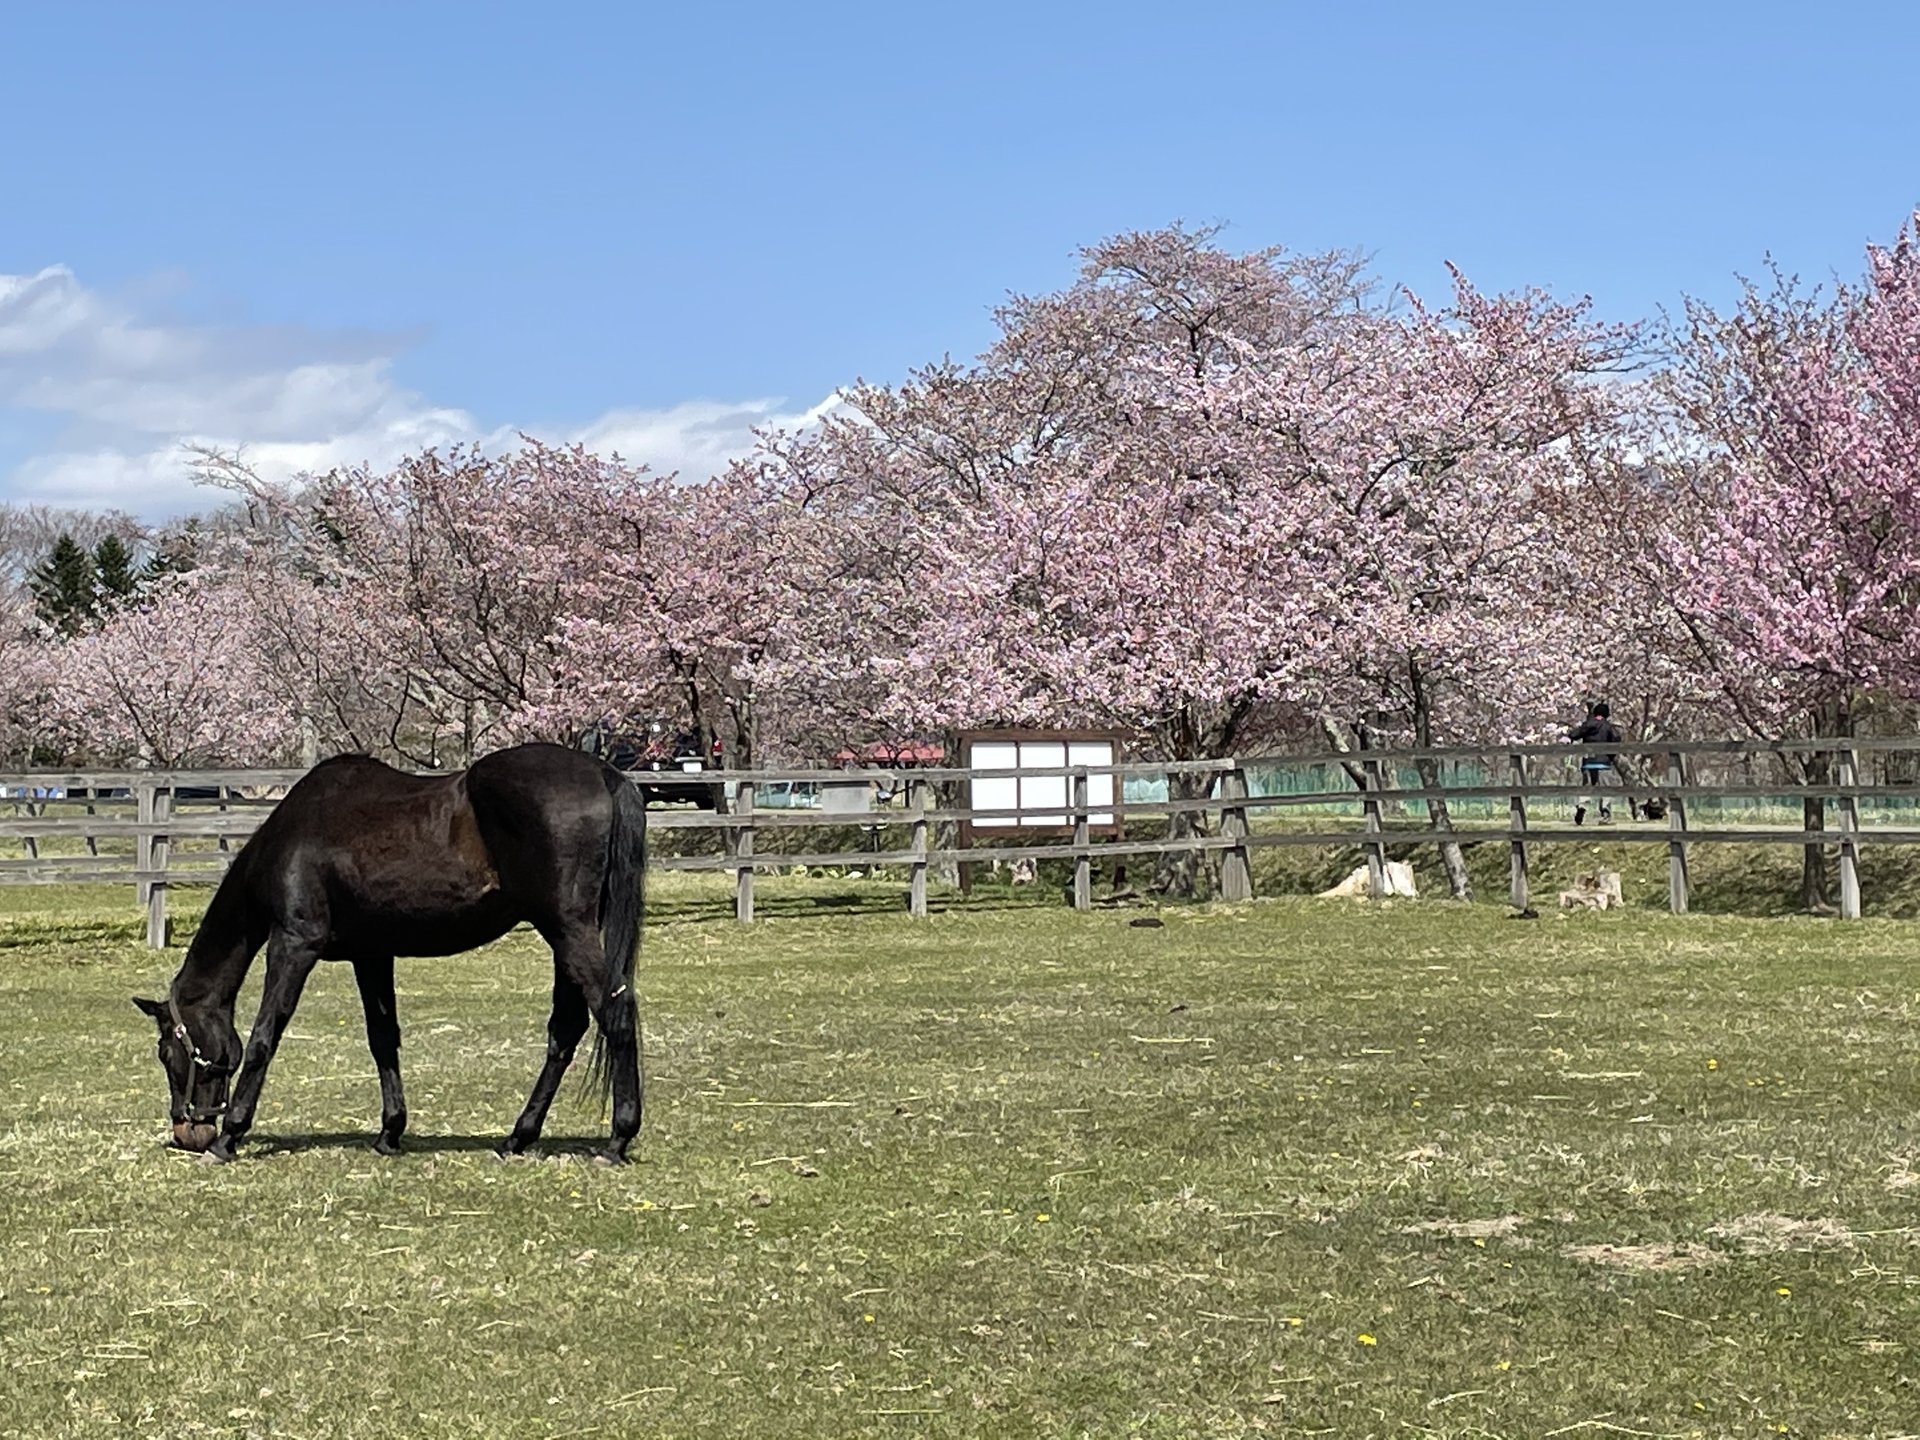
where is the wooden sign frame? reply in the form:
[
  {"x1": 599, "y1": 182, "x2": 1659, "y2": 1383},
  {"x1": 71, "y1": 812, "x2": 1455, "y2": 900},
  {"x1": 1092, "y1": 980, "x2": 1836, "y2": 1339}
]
[{"x1": 958, "y1": 729, "x2": 1127, "y2": 842}]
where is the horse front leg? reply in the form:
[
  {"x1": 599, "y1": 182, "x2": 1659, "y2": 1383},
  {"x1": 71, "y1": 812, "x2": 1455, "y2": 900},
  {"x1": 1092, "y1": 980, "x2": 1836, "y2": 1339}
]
[
  {"x1": 352, "y1": 954, "x2": 408, "y2": 1155},
  {"x1": 207, "y1": 928, "x2": 321, "y2": 1163}
]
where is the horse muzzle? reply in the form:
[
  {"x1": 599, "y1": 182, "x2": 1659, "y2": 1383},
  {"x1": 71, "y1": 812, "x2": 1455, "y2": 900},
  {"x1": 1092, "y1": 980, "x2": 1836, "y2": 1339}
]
[{"x1": 172, "y1": 1120, "x2": 220, "y2": 1151}]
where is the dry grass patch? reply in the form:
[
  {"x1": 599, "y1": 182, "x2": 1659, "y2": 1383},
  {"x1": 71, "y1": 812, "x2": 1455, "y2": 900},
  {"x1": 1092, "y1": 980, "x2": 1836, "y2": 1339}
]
[
  {"x1": 1706, "y1": 1213, "x2": 1859, "y2": 1254},
  {"x1": 1884, "y1": 1158, "x2": 1920, "y2": 1190},
  {"x1": 1400, "y1": 1214, "x2": 1528, "y2": 1239},
  {"x1": 1562, "y1": 1241, "x2": 1724, "y2": 1271}
]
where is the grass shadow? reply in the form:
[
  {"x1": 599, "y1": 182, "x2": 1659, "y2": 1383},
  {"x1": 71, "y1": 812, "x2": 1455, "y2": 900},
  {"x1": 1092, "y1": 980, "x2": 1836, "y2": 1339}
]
[
  {"x1": 643, "y1": 885, "x2": 1062, "y2": 925},
  {"x1": 242, "y1": 1131, "x2": 608, "y2": 1159}
]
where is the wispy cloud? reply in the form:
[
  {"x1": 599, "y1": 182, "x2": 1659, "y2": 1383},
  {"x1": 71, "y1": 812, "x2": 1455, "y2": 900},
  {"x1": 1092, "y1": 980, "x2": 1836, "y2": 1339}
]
[{"x1": 0, "y1": 266, "x2": 838, "y2": 518}]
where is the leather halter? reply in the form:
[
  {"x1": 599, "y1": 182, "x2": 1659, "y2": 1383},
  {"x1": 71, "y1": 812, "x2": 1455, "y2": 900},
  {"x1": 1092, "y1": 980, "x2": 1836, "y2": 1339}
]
[{"x1": 166, "y1": 992, "x2": 232, "y2": 1124}]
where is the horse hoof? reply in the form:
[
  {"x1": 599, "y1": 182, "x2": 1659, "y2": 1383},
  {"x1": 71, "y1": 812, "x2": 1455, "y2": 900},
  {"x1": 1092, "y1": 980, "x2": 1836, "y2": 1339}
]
[
  {"x1": 197, "y1": 1146, "x2": 232, "y2": 1167},
  {"x1": 203, "y1": 1133, "x2": 240, "y2": 1164},
  {"x1": 592, "y1": 1149, "x2": 628, "y2": 1168},
  {"x1": 373, "y1": 1136, "x2": 402, "y2": 1157}
]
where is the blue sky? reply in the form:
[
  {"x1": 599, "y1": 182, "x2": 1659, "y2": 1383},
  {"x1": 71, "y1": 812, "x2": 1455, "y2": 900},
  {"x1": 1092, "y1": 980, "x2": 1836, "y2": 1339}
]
[{"x1": 4, "y1": 1, "x2": 1917, "y2": 517}]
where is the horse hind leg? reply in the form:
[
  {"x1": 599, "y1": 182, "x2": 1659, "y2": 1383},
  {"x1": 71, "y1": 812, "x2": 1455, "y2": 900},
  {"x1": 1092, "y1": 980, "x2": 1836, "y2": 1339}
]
[
  {"x1": 505, "y1": 931, "x2": 642, "y2": 1166},
  {"x1": 501, "y1": 973, "x2": 590, "y2": 1157},
  {"x1": 352, "y1": 955, "x2": 408, "y2": 1155},
  {"x1": 594, "y1": 961, "x2": 643, "y2": 1167}
]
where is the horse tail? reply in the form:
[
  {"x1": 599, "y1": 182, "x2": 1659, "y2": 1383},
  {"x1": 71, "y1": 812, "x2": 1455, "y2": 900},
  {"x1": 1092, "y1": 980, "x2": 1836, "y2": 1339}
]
[{"x1": 586, "y1": 774, "x2": 647, "y2": 1109}]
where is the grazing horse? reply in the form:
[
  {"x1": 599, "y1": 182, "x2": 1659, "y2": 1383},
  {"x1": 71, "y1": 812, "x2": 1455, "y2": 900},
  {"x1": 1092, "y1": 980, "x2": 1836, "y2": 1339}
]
[{"x1": 131, "y1": 743, "x2": 647, "y2": 1164}]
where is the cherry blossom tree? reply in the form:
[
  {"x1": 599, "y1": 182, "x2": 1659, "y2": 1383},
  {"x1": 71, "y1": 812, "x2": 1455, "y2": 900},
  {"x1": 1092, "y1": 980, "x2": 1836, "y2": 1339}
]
[
  {"x1": 546, "y1": 459, "x2": 823, "y2": 768},
  {"x1": 185, "y1": 451, "x2": 431, "y2": 764},
  {"x1": 189, "y1": 440, "x2": 803, "y2": 770},
  {"x1": 753, "y1": 227, "x2": 1635, "y2": 894},
  {"x1": 303, "y1": 444, "x2": 586, "y2": 761},
  {"x1": 768, "y1": 231, "x2": 1366, "y2": 729},
  {"x1": 1303, "y1": 279, "x2": 1634, "y2": 730},
  {"x1": 0, "y1": 586, "x2": 51, "y2": 765},
  {"x1": 39, "y1": 575, "x2": 295, "y2": 766},
  {"x1": 1651, "y1": 216, "x2": 1920, "y2": 906},
  {"x1": 1661, "y1": 280, "x2": 1919, "y2": 729},
  {"x1": 197, "y1": 443, "x2": 624, "y2": 765},
  {"x1": 1280, "y1": 276, "x2": 1638, "y2": 894},
  {"x1": 743, "y1": 228, "x2": 1388, "y2": 890}
]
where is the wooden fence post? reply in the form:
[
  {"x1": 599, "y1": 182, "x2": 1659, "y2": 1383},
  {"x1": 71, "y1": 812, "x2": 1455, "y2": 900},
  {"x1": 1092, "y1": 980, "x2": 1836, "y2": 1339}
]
[
  {"x1": 1071, "y1": 768, "x2": 1091, "y2": 912},
  {"x1": 909, "y1": 777, "x2": 930, "y2": 920},
  {"x1": 1219, "y1": 765, "x2": 1253, "y2": 902},
  {"x1": 1508, "y1": 753, "x2": 1529, "y2": 912},
  {"x1": 734, "y1": 783, "x2": 755, "y2": 924},
  {"x1": 135, "y1": 781, "x2": 155, "y2": 908},
  {"x1": 1667, "y1": 753, "x2": 1690, "y2": 915},
  {"x1": 22, "y1": 800, "x2": 39, "y2": 861},
  {"x1": 1361, "y1": 756, "x2": 1387, "y2": 899},
  {"x1": 146, "y1": 785, "x2": 172, "y2": 948},
  {"x1": 1837, "y1": 746, "x2": 1862, "y2": 921}
]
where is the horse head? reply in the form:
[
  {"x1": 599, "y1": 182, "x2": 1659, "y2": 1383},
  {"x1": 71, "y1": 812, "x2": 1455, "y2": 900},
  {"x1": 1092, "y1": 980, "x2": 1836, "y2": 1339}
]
[{"x1": 132, "y1": 996, "x2": 241, "y2": 1151}]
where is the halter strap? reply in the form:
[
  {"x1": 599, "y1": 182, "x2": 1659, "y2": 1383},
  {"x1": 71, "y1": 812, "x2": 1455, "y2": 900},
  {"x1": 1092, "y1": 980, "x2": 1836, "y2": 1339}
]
[
  {"x1": 165, "y1": 991, "x2": 232, "y2": 1127},
  {"x1": 166, "y1": 992, "x2": 218, "y2": 1070}
]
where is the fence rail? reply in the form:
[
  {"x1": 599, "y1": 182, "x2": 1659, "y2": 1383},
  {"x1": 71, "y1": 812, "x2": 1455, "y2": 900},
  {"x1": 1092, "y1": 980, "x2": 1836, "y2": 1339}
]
[{"x1": 6, "y1": 737, "x2": 1920, "y2": 946}]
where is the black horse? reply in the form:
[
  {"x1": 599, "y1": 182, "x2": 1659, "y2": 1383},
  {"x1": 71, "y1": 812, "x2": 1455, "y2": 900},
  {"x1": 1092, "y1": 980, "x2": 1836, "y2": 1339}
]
[{"x1": 132, "y1": 743, "x2": 647, "y2": 1164}]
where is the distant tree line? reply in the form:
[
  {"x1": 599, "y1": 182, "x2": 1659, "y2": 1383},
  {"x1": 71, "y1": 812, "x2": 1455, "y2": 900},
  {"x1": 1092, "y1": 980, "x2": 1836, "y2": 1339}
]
[{"x1": 25, "y1": 530, "x2": 198, "y2": 636}]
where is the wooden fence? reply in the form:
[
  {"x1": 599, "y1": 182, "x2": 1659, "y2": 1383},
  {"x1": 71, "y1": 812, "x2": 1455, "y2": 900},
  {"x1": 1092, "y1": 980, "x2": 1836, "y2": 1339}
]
[{"x1": 5, "y1": 738, "x2": 1920, "y2": 946}]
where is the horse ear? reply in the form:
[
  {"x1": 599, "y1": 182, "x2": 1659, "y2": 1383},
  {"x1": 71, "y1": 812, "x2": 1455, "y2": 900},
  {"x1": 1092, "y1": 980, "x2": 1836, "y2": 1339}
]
[{"x1": 132, "y1": 997, "x2": 169, "y2": 1021}]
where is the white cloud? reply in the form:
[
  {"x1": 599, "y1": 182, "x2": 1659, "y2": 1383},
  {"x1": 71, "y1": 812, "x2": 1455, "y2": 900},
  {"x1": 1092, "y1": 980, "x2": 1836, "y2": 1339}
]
[
  {"x1": 574, "y1": 393, "x2": 847, "y2": 478},
  {"x1": 9, "y1": 447, "x2": 219, "y2": 515},
  {"x1": 0, "y1": 266, "x2": 841, "y2": 519}
]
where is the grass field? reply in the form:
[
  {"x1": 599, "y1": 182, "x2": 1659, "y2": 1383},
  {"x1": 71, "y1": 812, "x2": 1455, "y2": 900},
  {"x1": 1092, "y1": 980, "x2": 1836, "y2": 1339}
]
[{"x1": 2, "y1": 876, "x2": 1919, "y2": 1438}]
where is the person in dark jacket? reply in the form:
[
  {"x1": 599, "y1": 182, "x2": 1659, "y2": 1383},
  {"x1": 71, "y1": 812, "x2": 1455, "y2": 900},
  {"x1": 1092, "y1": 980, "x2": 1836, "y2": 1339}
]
[{"x1": 1567, "y1": 700, "x2": 1623, "y2": 825}]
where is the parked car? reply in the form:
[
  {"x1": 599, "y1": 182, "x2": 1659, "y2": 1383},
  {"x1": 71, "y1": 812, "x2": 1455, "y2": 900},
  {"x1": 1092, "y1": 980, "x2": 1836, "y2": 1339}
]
[
  {"x1": 581, "y1": 719, "x2": 726, "y2": 810},
  {"x1": 755, "y1": 779, "x2": 820, "y2": 810}
]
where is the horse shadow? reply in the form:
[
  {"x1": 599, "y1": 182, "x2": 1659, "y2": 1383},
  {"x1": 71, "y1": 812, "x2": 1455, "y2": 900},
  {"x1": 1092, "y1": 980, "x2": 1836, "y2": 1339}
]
[{"x1": 237, "y1": 1131, "x2": 611, "y2": 1160}]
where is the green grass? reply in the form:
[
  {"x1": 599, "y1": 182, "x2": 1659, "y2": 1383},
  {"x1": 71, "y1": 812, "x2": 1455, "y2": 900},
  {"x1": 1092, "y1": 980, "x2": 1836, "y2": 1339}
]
[
  {"x1": 3, "y1": 878, "x2": 1920, "y2": 1437},
  {"x1": 1247, "y1": 824, "x2": 1920, "y2": 919}
]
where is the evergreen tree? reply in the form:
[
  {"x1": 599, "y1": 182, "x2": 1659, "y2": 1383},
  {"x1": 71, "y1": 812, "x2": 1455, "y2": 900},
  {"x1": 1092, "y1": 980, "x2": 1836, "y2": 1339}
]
[
  {"x1": 92, "y1": 534, "x2": 138, "y2": 607},
  {"x1": 28, "y1": 533, "x2": 98, "y2": 637}
]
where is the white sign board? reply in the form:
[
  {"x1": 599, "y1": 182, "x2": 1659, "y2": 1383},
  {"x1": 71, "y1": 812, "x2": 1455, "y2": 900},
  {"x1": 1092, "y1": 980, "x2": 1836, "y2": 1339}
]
[
  {"x1": 819, "y1": 779, "x2": 876, "y2": 814},
  {"x1": 969, "y1": 735, "x2": 1117, "y2": 830}
]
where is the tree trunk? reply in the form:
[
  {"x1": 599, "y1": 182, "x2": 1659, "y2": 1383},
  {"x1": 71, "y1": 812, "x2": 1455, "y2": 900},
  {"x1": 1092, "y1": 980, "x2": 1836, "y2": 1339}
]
[
  {"x1": 1320, "y1": 716, "x2": 1372, "y2": 793},
  {"x1": 725, "y1": 690, "x2": 755, "y2": 771},
  {"x1": 1409, "y1": 661, "x2": 1471, "y2": 900},
  {"x1": 458, "y1": 698, "x2": 489, "y2": 767},
  {"x1": 1416, "y1": 754, "x2": 1472, "y2": 900},
  {"x1": 1154, "y1": 768, "x2": 1218, "y2": 899},
  {"x1": 1149, "y1": 706, "x2": 1247, "y2": 899},
  {"x1": 1800, "y1": 782, "x2": 1829, "y2": 912},
  {"x1": 1798, "y1": 697, "x2": 1855, "y2": 914}
]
